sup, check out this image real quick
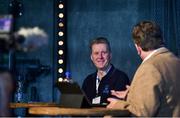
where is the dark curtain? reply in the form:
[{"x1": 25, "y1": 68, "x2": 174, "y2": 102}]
[{"x1": 150, "y1": 0, "x2": 180, "y2": 57}]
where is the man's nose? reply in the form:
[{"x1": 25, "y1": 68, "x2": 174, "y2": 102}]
[{"x1": 98, "y1": 53, "x2": 103, "y2": 58}]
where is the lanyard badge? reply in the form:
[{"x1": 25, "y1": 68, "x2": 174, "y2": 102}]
[{"x1": 92, "y1": 78, "x2": 101, "y2": 104}]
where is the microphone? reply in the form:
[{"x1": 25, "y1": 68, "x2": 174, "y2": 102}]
[
  {"x1": 0, "y1": 27, "x2": 48, "y2": 52},
  {"x1": 16, "y1": 27, "x2": 48, "y2": 52}
]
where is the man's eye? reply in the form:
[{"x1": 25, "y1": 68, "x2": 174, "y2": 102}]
[{"x1": 102, "y1": 51, "x2": 107, "y2": 54}]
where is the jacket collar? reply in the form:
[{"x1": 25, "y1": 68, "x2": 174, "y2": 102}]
[{"x1": 142, "y1": 47, "x2": 169, "y2": 63}]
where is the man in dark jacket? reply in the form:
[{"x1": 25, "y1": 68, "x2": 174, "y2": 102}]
[{"x1": 82, "y1": 37, "x2": 130, "y2": 107}]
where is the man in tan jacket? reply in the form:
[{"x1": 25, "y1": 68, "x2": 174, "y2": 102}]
[{"x1": 107, "y1": 21, "x2": 180, "y2": 117}]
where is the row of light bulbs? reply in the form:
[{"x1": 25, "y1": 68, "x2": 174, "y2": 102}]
[{"x1": 58, "y1": 1, "x2": 65, "y2": 81}]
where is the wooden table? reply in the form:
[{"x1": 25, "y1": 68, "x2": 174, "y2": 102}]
[
  {"x1": 29, "y1": 107, "x2": 130, "y2": 116},
  {"x1": 10, "y1": 103, "x2": 130, "y2": 116},
  {"x1": 10, "y1": 102, "x2": 57, "y2": 108}
]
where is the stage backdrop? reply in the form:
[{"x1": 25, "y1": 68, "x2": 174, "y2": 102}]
[
  {"x1": 66, "y1": 0, "x2": 151, "y2": 86},
  {"x1": 66, "y1": 0, "x2": 180, "y2": 87}
]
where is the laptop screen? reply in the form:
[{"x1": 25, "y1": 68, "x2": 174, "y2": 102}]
[{"x1": 56, "y1": 82, "x2": 91, "y2": 108}]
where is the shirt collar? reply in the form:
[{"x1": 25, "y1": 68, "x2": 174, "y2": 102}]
[
  {"x1": 96, "y1": 64, "x2": 112, "y2": 79},
  {"x1": 142, "y1": 47, "x2": 165, "y2": 63}
]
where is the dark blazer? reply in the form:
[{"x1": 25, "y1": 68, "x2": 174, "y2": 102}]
[{"x1": 82, "y1": 64, "x2": 130, "y2": 106}]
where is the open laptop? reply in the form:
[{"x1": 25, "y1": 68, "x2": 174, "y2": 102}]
[{"x1": 56, "y1": 82, "x2": 106, "y2": 108}]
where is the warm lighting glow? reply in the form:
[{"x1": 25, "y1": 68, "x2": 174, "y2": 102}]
[
  {"x1": 58, "y1": 50, "x2": 63, "y2": 55},
  {"x1": 57, "y1": 1, "x2": 65, "y2": 79},
  {"x1": 58, "y1": 68, "x2": 63, "y2": 73},
  {"x1": 59, "y1": 22, "x2": 64, "y2": 27},
  {"x1": 59, "y1": 4, "x2": 64, "y2": 9},
  {"x1": 58, "y1": 41, "x2": 64, "y2": 46},
  {"x1": 58, "y1": 31, "x2": 64, "y2": 36},
  {"x1": 58, "y1": 59, "x2": 63, "y2": 64},
  {"x1": 58, "y1": 77, "x2": 63, "y2": 82},
  {"x1": 59, "y1": 13, "x2": 64, "y2": 18}
]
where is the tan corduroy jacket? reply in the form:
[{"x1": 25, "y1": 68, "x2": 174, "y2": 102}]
[{"x1": 114, "y1": 47, "x2": 180, "y2": 117}]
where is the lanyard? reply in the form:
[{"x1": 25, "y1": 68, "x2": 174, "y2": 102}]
[
  {"x1": 96, "y1": 77, "x2": 100, "y2": 95},
  {"x1": 95, "y1": 65, "x2": 112, "y2": 96}
]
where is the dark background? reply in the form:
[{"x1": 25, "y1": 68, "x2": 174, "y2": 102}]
[{"x1": 0, "y1": 0, "x2": 180, "y2": 103}]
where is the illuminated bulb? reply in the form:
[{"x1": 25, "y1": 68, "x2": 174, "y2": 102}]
[
  {"x1": 59, "y1": 22, "x2": 64, "y2": 27},
  {"x1": 58, "y1": 68, "x2": 63, "y2": 73},
  {"x1": 59, "y1": 4, "x2": 64, "y2": 9},
  {"x1": 58, "y1": 50, "x2": 63, "y2": 55},
  {"x1": 58, "y1": 41, "x2": 64, "y2": 46},
  {"x1": 59, "y1": 13, "x2": 64, "y2": 18},
  {"x1": 58, "y1": 31, "x2": 64, "y2": 36},
  {"x1": 19, "y1": 12, "x2": 23, "y2": 16},
  {"x1": 58, "y1": 59, "x2": 63, "y2": 64},
  {"x1": 58, "y1": 77, "x2": 63, "y2": 82}
]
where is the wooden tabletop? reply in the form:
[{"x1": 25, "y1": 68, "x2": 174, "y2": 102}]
[
  {"x1": 10, "y1": 102, "x2": 57, "y2": 108},
  {"x1": 10, "y1": 102, "x2": 131, "y2": 116},
  {"x1": 29, "y1": 107, "x2": 130, "y2": 116}
]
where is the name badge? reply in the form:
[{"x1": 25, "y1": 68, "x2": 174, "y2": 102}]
[{"x1": 92, "y1": 96, "x2": 101, "y2": 104}]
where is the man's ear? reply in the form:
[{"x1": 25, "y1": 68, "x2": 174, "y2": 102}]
[
  {"x1": 90, "y1": 55, "x2": 93, "y2": 61},
  {"x1": 109, "y1": 52, "x2": 112, "y2": 60},
  {"x1": 135, "y1": 44, "x2": 142, "y2": 55}
]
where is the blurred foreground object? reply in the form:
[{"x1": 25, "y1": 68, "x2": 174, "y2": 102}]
[
  {"x1": 0, "y1": 14, "x2": 49, "y2": 116},
  {"x1": 0, "y1": 15, "x2": 48, "y2": 52},
  {"x1": 16, "y1": 27, "x2": 48, "y2": 52},
  {"x1": 0, "y1": 70, "x2": 14, "y2": 116}
]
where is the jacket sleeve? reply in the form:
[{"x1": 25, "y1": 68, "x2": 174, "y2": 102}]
[{"x1": 126, "y1": 64, "x2": 162, "y2": 116}]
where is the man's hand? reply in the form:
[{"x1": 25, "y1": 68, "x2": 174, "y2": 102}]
[
  {"x1": 111, "y1": 85, "x2": 130, "y2": 99},
  {"x1": 107, "y1": 97, "x2": 129, "y2": 110},
  {"x1": 107, "y1": 98, "x2": 119, "y2": 109}
]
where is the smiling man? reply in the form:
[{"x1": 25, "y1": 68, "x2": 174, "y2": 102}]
[{"x1": 82, "y1": 37, "x2": 130, "y2": 107}]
